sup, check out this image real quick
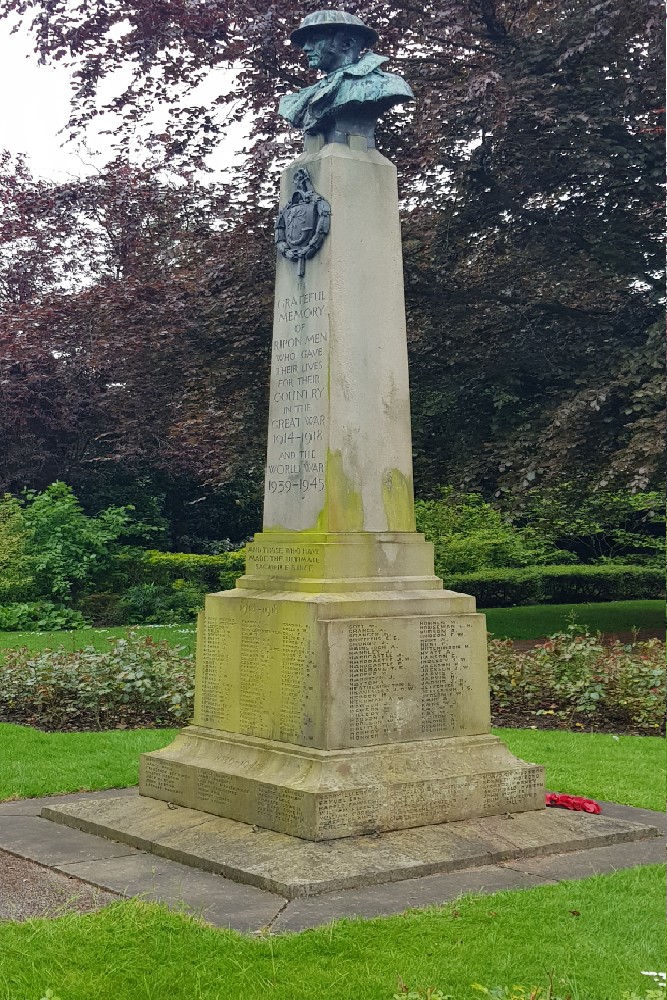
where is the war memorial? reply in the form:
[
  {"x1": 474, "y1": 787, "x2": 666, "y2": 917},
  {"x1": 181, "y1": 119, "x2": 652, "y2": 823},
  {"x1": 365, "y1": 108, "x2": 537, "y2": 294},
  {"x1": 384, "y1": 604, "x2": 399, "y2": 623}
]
[{"x1": 43, "y1": 10, "x2": 657, "y2": 897}]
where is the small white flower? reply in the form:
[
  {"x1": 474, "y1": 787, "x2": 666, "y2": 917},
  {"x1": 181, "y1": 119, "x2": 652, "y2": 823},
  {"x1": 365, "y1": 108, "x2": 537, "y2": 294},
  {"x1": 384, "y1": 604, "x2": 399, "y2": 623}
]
[{"x1": 641, "y1": 972, "x2": 667, "y2": 985}]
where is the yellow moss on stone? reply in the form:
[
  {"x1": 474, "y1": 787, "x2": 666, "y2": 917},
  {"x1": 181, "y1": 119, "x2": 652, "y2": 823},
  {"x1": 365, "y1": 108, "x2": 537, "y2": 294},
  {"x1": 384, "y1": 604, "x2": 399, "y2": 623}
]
[
  {"x1": 319, "y1": 450, "x2": 364, "y2": 532},
  {"x1": 382, "y1": 468, "x2": 415, "y2": 531}
]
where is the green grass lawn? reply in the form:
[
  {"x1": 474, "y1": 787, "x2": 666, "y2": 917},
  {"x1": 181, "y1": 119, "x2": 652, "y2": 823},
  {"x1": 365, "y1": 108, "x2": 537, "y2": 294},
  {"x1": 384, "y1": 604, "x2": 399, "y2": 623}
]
[
  {"x1": 1, "y1": 724, "x2": 662, "y2": 810},
  {"x1": 483, "y1": 599, "x2": 665, "y2": 640},
  {"x1": 0, "y1": 623, "x2": 197, "y2": 657},
  {"x1": 0, "y1": 600, "x2": 662, "y2": 657},
  {"x1": 0, "y1": 865, "x2": 662, "y2": 1000},
  {"x1": 0, "y1": 725, "x2": 178, "y2": 801},
  {"x1": 496, "y1": 728, "x2": 664, "y2": 811},
  {"x1": 0, "y1": 724, "x2": 663, "y2": 998}
]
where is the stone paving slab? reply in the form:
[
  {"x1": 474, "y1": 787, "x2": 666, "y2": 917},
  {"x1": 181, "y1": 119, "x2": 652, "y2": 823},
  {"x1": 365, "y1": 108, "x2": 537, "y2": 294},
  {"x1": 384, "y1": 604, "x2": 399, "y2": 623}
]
[
  {"x1": 270, "y1": 863, "x2": 554, "y2": 933},
  {"x1": 596, "y1": 800, "x2": 667, "y2": 832},
  {"x1": 56, "y1": 852, "x2": 287, "y2": 934},
  {"x1": 503, "y1": 836, "x2": 665, "y2": 880},
  {"x1": 41, "y1": 794, "x2": 660, "y2": 899},
  {"x1": 0, "y1": 815, "x2": 139, "y2": 866},
  {"x1": 0, "y1": 787, "x2": 139, "y2": 817},
  {"x1": 0, "y1": 789, "x2": 662, "y2": 933}
]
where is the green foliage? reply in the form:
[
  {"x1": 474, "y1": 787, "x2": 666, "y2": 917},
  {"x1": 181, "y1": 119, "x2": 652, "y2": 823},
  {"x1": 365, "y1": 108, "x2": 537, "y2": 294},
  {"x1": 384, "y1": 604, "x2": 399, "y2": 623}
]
[
  {"x1": 516, "y1": 486, "x2": 665, "y2": 565},
  {"x1": 447, "y1": 564, "x2": 664, "y2": 608},
  {"x1": 119, "y1": 580, "x2": 205, "y2": 624},
  {"x1": 0, "y1": 631, "x2": 194, "y2": 729},
  {"x1": 0, "y1": 493, "x2": 32, "y2": 600},
  {"x1": 392, "y1": 984, "x2": 667, "y2": 1000},
  {"x1": 74, "y1": 592, "x2": 124, "y2": 627},
  {"x1": 489, "y1": 627, "x2": 665, "y2": 732},
  {"x1": 0, "y1": 483, "x2": 154, "y2": 605},
  {"x1": 0, "y1": 601, "x2": 87, "y2": 632},
  {"x1": 415, "y1": 489, "x2": 573, "y2": 575},
  {"x1": 142, "y1": 549, "x2": 246, "y2": 592}
]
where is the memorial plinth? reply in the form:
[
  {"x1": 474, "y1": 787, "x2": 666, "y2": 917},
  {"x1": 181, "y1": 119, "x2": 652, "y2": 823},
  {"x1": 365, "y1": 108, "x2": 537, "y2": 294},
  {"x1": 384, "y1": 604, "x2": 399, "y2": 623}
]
[{"x1": 139, "y1": 137, "x2": 545, "y2": 840}]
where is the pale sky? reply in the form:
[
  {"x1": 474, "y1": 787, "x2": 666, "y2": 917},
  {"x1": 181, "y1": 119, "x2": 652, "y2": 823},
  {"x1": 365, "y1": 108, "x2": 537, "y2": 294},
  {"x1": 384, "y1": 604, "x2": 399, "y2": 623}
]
[{"x1": 0, "y1": 17, "x2": 249, "y2": 181}]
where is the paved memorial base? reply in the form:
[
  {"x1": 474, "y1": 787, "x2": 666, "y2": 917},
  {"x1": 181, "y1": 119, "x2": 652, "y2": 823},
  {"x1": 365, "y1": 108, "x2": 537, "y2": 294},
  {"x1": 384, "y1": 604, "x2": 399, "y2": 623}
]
[
  {"x1": 139, "y1": 588, "x2": 544, "y2": 839},
  {"x1": 41, "y1": 794, "x2": 659, "y2": 900},
  {"x1": 139, "y1": 728, "x2": 544, "y2": 840}
]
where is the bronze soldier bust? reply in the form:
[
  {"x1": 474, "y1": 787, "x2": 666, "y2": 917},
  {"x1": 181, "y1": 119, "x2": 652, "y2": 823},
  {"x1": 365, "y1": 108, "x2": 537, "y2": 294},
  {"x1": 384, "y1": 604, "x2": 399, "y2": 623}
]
[{"x1": 279, "y1": 10, "x2": 414, "y2": 147}]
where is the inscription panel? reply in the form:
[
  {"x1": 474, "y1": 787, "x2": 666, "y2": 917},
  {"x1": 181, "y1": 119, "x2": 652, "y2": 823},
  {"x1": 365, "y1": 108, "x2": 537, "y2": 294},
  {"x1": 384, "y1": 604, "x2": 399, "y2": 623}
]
[
  {"x1": 316, "y1": 788, "x2": 382, "y2": 836},
  {"x1": 280, "y1": 621, "x2": 319, "y2": 744},
  {"x1": 348, "y1": 622, "x2": 413, "y2": 743},
  {"x1": 195, "y1": 614, "x2": 238, "y2": 729},
  {"x1": 245, "y1": 543, "x2": 324, "y2": 578},
  {"x1": 420, "y1": 619, "x2": 474, "y2": 735},
  {"x1": 263, "y1": 284, "x2": 330, "y2": 530},
  {"x1": 196, "y1": 770, "x2": 251, "y2": 817},
  {"x1": 256, "y1": 785, "x2": 309, "y2": 832},
  {"x1": 239, "y1": 620, "x2": 279, "y2": 737},
  {"x1": 497, "y1": 766, "x2": 544, "y2": 808},
  {"x1": 388, "y1": 778, "x2": 462, "y2": 827},
  {"x1": 141, "y1": 756, "x2": 187, "y2": 798},
  {"x1": 196, "y1": 598, "x2": 323, "y2": 747},
  {"x1": 328, "y1": 614, "x2": 489, "y2": 748}
]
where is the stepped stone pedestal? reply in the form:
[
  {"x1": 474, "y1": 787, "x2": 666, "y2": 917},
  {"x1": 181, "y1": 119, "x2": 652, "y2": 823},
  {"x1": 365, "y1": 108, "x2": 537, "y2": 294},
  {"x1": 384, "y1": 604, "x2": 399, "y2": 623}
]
[{"x1": 139, "y1": 139, "x2": 545, "y2": 841}]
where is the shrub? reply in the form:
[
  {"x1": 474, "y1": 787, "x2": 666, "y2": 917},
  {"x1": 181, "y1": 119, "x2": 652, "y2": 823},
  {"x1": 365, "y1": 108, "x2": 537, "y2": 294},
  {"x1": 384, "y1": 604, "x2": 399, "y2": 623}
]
[
  {"x1": 0, "y1": 631, "x2": 195, "y2": 729},
  {"x1": 119, "y1": 580, "x2": 205, "y2": 624},
  {"x1": 416, "y1": 488, "x2": 574, "y2": 575},
  {"x1": 0, "y1": 483, "x2": 156, "y2": 604},
  {"x1": 0, "y1": 601, "x2": 88, "y2": 632},
  {"x1": 0, "y1": 494, "x2": 32, "y2": 601},
  {"x1": 74, "y1": 592, "x2": 124, "y2": 627},
  {"x1": 489, "y1": 626, "x2": 665, "y2": 732},
  {"x1": 446, "y1": 564, "x2": 664, "y2": 608},
  {"x1": 517, "y1": 484, "x2": 665, "y2": 565}
]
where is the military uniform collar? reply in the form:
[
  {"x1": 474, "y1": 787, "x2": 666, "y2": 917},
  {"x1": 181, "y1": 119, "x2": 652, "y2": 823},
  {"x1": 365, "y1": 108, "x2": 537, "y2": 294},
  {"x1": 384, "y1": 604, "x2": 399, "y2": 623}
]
[{"x1": 325, "y1": 52, "x2": 388, "y2": 78}]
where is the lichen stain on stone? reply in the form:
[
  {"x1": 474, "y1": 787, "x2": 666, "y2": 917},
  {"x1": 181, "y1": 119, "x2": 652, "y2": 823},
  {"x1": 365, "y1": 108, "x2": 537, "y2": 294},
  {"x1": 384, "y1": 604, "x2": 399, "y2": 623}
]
[
  {"x1": 382, "y1": 468, "x2": 415, "y2": 531},
  {"x1": 321, "y1": 449, "x2": 364, "y2": 531}
]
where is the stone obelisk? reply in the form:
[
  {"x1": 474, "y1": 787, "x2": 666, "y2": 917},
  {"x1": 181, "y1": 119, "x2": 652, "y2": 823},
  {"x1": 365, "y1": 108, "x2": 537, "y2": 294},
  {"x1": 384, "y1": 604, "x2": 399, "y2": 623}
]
[{"x1": 139, "y1": 10, "x2": 544, "y2": 839}]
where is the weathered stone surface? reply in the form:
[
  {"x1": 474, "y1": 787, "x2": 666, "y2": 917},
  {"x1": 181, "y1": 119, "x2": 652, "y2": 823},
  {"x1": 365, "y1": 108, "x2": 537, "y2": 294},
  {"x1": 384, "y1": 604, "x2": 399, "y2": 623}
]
[
  {"x1": 241, "y1": 532, "x2": 441, "y2": 592},
  {"x1": 188, "y1": 588, "x2": 491, "y2": 751},
  {"x1": 139, "y1": 139, "x2": 546, "y2": 840},
  {"x1": 141, "y1": 727, "x2": 544, "y2": 839},
  {"x1": 42, "y1": 796, "x2": 660, "y2": 900},
  {"x1": 55, "y1": 853, "x2": 286, "y2": 932},
  {"x1": 262, "y1": 142, "x2": 414, "y2": 534}
]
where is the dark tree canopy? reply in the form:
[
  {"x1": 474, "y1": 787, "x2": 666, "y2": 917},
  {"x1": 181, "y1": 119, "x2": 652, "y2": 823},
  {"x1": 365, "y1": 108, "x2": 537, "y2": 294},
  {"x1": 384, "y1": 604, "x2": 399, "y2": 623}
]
[{"x1": 0, "y1": 0, "x2": 663, "y2": 521}]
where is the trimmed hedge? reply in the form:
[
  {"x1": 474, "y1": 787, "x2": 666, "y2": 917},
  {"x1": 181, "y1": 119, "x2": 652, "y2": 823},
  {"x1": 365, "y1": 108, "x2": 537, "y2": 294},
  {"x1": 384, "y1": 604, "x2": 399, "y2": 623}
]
[
  {"x1": 86, "y1": 552, "x2": 666, "y2": 615},
  {"x1": 444, "y1": 564, "x2": 665, "y2": 608},
  {"x1": 143, "y1": 550, "x2": 246, "y2": 592}
]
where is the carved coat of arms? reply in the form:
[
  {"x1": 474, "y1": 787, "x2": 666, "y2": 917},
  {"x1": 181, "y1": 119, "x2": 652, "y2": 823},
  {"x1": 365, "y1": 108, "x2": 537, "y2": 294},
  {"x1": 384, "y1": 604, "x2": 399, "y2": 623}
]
[{"x1": 275, "y1": 168, "x2": 331, "y2": 277}]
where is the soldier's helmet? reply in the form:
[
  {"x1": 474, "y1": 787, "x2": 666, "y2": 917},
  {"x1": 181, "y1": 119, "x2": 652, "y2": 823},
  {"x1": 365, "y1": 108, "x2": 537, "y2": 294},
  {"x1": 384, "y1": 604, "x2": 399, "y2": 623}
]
[{"x1": 289, "y1": 10, "x2": 378, "y2": 49}]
